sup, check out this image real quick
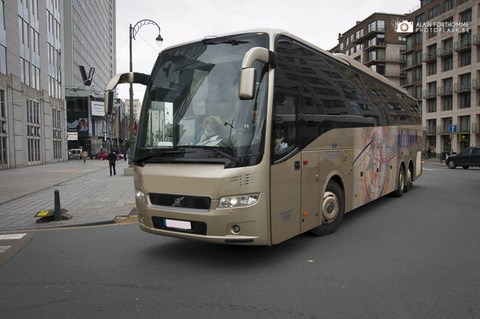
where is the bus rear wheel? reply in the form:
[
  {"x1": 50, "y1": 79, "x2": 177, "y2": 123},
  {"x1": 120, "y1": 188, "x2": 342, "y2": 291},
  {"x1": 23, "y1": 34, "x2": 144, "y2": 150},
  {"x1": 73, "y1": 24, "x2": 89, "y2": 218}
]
[
  {"x1": 310, "y1": 180, "x2": 344, "y2": 236},
  {"x1": 391, "y1": 166, "x2": 405, "y2": 197},
  {"x1": 404, "y1": 165, "x2": 412, "y2": 192}
]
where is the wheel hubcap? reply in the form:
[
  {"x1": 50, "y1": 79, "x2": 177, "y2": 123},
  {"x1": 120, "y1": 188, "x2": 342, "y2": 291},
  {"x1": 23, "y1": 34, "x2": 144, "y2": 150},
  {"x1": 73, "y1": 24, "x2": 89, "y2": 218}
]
[{"x1": 322, "y1": 191, "x2": 339, "y2": 223}]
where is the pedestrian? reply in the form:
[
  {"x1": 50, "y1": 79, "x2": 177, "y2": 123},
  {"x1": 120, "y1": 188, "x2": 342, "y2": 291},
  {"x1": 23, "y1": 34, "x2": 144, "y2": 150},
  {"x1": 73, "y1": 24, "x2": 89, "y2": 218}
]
[
  {"x1": 125, "y1": 147, "x2": 130, "y2": 162},
  {"x1": 108, "y1": 150, "x2": 117, "y2": 176},
  {"x1": 81, "y1": 149, "x2": 88, "y2": 164}
]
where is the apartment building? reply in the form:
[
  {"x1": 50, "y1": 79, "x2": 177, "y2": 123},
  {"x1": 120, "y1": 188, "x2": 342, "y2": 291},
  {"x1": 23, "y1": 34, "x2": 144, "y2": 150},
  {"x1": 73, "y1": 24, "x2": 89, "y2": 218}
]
[
  {"x1": 404, "y1": 0, "x2": 480, "y2": 155},
  {"x1": 333, "y1": 13, "x2": 407, "y2": 86}
]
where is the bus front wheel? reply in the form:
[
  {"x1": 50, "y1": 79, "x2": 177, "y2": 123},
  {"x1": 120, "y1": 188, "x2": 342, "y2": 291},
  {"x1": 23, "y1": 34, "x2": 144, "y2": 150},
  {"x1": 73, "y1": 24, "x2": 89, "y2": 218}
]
[{"x1": 310, "y1": 180, "x2": 345, "y2": 236}]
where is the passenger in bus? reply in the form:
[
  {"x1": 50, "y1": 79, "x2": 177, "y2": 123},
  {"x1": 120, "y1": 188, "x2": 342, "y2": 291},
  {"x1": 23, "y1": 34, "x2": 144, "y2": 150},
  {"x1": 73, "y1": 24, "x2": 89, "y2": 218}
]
[{"x1": 195, "y1": 116, "x2": 224, "y2": 146}]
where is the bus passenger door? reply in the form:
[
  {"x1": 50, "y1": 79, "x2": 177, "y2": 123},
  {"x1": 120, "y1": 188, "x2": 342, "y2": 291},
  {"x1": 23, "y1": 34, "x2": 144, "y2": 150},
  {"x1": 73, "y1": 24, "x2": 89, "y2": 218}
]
[
  {"x1": 300, "y1": 152, "x2": 319, "y2": 233},
  {"x1": 270, "y1": 155, "x2": 301, "y2": 244}
]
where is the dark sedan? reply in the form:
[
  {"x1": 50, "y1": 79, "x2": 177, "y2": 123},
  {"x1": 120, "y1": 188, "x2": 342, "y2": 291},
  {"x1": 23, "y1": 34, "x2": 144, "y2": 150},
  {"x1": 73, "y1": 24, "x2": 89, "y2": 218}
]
[{"x1": 446, "y1": 147, "x2": 480, "y2": 169}]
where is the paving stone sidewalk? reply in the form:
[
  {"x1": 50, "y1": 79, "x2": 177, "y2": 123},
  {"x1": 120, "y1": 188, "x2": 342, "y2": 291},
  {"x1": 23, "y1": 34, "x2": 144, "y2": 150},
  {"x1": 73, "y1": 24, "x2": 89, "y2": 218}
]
[{"x1": 0, "y1": 159, "x2": 135, "y2": 232}]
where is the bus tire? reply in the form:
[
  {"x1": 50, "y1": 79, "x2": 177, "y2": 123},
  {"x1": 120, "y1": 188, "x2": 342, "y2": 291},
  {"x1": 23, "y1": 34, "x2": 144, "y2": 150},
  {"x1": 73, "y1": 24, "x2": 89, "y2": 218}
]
[
  {"x1": 309, "y1": 180, "x2": 344, "y2": 236},
  {"x1": 404, "y1": 164, "x2": 412, "y2": 192},
  {"x1": 391, "y1": 166, "x2": 405, "y2": 198}
]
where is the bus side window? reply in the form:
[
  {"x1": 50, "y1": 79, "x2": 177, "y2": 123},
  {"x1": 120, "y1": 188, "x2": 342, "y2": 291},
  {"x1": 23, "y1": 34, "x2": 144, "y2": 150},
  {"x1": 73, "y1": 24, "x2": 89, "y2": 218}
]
[{"x1": 272, "y1": 93, "x2": 297, "y2": 161}]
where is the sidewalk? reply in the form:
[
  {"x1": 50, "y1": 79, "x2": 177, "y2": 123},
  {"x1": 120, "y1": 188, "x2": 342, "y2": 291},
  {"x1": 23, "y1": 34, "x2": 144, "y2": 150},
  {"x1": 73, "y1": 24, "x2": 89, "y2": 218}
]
[{"x1": 0, "y1": 159, "x2": 135, "y2": 232}]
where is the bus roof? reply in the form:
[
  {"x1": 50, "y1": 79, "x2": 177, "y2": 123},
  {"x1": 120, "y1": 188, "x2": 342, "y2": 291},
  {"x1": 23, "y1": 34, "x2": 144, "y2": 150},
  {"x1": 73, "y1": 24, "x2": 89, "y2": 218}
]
[{"x1": 161, "y1": 28, "x2": 414, "y2": 101}]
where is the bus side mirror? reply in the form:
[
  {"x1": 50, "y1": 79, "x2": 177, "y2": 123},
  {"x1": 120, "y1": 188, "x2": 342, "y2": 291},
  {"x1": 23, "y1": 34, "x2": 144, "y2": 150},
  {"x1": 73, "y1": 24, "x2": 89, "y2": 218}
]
[
  {"x1": 104, "y1": 90, "x2": 114, "y2": 114},
  {"x1": 239, "y1": 68, "x2": 257, "y2": 100},
  {"x1": 239, "y1": 47, "x2": 274, "y2": 100}
]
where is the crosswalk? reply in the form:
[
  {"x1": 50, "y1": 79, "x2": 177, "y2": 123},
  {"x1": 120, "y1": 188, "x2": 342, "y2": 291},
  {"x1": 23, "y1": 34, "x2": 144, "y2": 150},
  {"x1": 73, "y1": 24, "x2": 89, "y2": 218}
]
[
  {"x1": 0, "y1": 233, "x2": 27, "y2": 253},
  {"x1": 0, "y1": 233, "x2": 28, "y2": 265}
]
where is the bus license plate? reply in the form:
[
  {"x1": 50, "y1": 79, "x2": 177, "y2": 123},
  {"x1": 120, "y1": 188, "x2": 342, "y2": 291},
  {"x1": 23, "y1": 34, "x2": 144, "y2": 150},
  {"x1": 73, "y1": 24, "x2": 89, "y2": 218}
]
[{"x1": 165, "y1": 219, "x2": 191, "y2": 230}]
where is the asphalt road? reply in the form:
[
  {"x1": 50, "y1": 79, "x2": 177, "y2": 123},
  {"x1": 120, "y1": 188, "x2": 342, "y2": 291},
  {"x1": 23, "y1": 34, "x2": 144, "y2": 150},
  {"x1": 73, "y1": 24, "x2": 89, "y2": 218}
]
[{"x1": 0, "y1": 162, "x2": 479, "y2": 319}]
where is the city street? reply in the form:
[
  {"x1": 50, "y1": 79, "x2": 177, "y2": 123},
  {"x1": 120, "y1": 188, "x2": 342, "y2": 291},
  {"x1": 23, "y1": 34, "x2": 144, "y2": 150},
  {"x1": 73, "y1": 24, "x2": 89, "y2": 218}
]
[{"x1": 0, "y1": 161, "x2": 479, "y2": 319}]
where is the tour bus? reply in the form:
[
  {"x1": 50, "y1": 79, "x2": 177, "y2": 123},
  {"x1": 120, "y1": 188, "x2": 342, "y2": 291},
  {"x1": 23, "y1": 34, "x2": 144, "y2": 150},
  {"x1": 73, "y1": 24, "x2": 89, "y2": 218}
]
[{"x1": 105, "y1": 29, "x2": 422, "y2": 245}]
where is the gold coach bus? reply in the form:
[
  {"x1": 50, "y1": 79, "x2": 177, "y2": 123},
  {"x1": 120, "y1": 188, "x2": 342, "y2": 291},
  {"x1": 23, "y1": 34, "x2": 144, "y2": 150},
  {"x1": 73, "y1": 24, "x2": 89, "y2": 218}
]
[{"x1": 105, "y1": 29, "x2": 422, "y2": 245}]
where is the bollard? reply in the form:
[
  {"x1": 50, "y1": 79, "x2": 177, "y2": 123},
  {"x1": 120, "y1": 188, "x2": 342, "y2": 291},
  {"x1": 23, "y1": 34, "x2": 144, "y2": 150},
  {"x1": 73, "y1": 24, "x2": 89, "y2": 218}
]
[{"x1": 54, "y1": 189, "x2": 61, "y2": 221}]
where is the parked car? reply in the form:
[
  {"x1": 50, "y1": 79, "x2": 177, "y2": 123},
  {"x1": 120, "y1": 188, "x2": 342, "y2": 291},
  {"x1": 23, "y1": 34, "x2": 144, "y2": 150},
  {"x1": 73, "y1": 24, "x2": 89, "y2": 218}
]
[
  {"x1": 94, "y1": 151, "x2": 109, "y2": 160},
  {"x1": 68, "y1": 148, "x2": 82, "y2": 159},
  {"x1": 445, "y1": 147, "x2": 480, "y2": 169},
  {"x1": 94, "y1": 151, "x2": 124, "y2": 161}
]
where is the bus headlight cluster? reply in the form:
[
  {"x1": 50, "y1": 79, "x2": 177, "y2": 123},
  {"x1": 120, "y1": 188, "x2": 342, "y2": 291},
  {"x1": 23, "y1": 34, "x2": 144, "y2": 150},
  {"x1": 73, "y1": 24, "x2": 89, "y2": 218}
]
[{"x1": 218, "y1": 194, "x2": 259, "y2": 208}]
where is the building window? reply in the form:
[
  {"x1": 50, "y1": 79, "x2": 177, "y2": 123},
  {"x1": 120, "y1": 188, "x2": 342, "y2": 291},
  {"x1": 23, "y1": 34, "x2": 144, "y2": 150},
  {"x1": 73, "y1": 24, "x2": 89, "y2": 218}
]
[
  {"x1": 442, "y1": 56, "x2": 453, "y2": 71},
  {"x1": 444, "y1": 0, "x2": 454, "y2": 11},
  {"x1": 442, "y1": 117, "x2": 452, "y2": 134},
  {"x1": 427, "y1": 62, "x2": 437, "y2": 76},
  {"x1": 427, "y1": 99, "x2": 437, "y2": 113},
  {"x1": 442, "y1": 96, "x2": 452, "y2": 111},
  {"x1": 460, "y1": 9, "x2": 472, "y2": 23},
  {"x1": 415, "y1": 67, "x2": 422, "y2": 81},
  {"x1": 415, "y1": 86, "x2": 422, "y2": 99},
  {"x1": 459, "y1": 116, "x2": 470, "y2": 133},
  {"x1": 459, "y1": 51, "x2": 471, "y2": 67},
  {"x1": 52, "y1": 108, "x2": 63, "y2": 160},
  {"x1": 427, "y1": 119, "x2": 436, "y2": 134},
  {"x1": 415, "y1": 50, "x2": 422, "y2": 65},
  {"x1": 0, "y1": 90, "x2": 7, "y2": 166},
  {"x1": 26, "y1": 99, "x2": 41, "y2": 162},
  {"x1": 428, "y1": 5, "x2": 439, "y2": 20},
  {"x1": 442, "y1": 77, "x2": 453, "y2": 95},
  {"x1": 368, "y1": 20, "x2": 385, "y2": 32},
  {"x1": 458, "y1": 93, "x2": 471, "y2": 108}
]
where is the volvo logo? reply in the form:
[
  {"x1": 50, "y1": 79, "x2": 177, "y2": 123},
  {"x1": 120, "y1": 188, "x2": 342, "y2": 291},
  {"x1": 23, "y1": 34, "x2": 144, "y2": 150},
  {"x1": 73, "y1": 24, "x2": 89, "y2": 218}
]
[{"x1": 172, "y1": 196, "x2": 185, "y2": 207}]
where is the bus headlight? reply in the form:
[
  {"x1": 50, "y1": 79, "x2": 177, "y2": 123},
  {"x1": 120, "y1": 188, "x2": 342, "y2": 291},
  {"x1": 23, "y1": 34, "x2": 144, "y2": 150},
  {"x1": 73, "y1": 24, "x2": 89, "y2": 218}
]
[
  {"x1": 218, "y1": 194, "x2": 259, "y2": 209},
  {"x1": 135, "y1": 190, "x2": 146, "y2": 206}
]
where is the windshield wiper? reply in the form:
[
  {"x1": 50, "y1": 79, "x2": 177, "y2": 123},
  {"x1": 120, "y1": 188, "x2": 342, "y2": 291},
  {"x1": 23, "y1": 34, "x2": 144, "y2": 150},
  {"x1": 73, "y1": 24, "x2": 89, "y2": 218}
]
[
  {"x1": 204, "y1": 147, "x2": 237, "y2": 163},
  {"x1": 202, "y1": 37, "x2": 249, "y2": 46},
  {"x1": 135, "y1": 150, "x2": 194, "y2": 164}
]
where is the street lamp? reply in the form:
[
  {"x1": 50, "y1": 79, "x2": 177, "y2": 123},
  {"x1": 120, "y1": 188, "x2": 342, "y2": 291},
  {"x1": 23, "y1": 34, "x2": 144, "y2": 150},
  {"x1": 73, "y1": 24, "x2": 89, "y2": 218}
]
[{"x1": 128, "y1": 19, "x2": 163, "y2": 165}]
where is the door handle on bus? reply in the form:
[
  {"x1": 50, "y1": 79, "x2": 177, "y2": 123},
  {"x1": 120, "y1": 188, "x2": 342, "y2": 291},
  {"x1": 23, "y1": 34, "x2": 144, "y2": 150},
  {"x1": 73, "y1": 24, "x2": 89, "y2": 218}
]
[{"x1": 294, "y1": 161, "x2": 301, "y2": 170}]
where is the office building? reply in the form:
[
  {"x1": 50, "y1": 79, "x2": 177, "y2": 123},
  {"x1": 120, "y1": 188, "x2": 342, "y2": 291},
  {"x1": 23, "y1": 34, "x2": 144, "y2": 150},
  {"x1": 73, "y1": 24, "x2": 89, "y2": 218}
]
[
  {"x1": 1, "y1": 0, "x2": 65, "y2": 169},
  {"x1": 64, "y1": 0, "x2": 118, "y2": 155},
  {"x1": 0, "y1": 0, "x2": 117, "y2": 169}
]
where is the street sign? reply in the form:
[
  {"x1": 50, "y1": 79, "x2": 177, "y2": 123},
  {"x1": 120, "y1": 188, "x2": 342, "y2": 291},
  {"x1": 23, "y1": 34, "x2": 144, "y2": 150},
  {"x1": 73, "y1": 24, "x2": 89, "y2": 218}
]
[{"x1": 449, "y1": 124, "x2": 457, "y2": 133}]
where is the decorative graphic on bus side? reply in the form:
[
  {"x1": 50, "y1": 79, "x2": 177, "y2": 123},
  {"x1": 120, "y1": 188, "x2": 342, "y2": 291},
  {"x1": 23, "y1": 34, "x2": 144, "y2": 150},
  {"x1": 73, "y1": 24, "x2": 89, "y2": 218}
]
[{"x1": 353, "y1": 127, "x2": 398, "y2": 206}]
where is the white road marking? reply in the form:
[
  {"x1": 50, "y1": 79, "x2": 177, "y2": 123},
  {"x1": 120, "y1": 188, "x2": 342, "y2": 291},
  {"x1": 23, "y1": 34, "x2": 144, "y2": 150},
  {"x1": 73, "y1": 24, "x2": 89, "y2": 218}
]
[
  {"x1": 0, "y1": 233, "x2": 27, "y2": 240},
  {"x1": 0, "y1": 246, "x2": 12, "y2": 253}
]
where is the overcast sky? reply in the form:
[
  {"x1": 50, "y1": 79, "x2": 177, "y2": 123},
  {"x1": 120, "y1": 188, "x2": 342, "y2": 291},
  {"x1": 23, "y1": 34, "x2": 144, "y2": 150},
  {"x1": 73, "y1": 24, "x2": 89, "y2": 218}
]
[{"x1": 115, "y1": 0, "x2": 421, "y2": 100}]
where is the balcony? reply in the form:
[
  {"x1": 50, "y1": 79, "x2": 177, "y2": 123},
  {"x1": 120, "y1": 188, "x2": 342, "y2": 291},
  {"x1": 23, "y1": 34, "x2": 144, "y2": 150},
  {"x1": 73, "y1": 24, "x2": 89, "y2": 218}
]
[
  {"x1": 424, "y1": 126, "x2": 437, "y2": 135},
  {"x1": 364, "y1": 42, "x2": 386, "y2": 51},
  {"x1": 454, "y1": 41, "x2": 471, "y2": 52},
  {"x1": 459, "y1": 125, "x2": 471, "y2": 134},
  {"x1": 423, "y1": 89, "x2": 437, "y2": 99},
  {"x1": 454, "y1": 83, "x2": 471, "y2": 93},
  {"x1": 438, "y1": 125, "x2": 451, "y2": 135},
  {"x1": 473, "y1": 35, "x2": 480, "y2": 46},
  {"x1": 364, "y1": 26, "x2": 386, "y2": 39},
  {"x1": 437, "y1": 46, "x2": 453, "y2": 57},
  {"x1": 472, "y1": 79, "x2": 480, "y2": 90},
  {"x1": 364, "y1": 57, "x2": 386, "y2": 66},
  {"x1": 437, "y1": 86, "x2": 453, "y2": 96},
  {"x1": 423, "y1": 52, "x2": 437, "y2": 62}
]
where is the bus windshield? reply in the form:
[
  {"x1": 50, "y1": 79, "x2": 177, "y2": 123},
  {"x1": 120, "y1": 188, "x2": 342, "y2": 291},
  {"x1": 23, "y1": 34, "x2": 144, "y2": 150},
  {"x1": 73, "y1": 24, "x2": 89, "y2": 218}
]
[{"x1": 136, "y1": 32, "x2": 269, "y2": 168}]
